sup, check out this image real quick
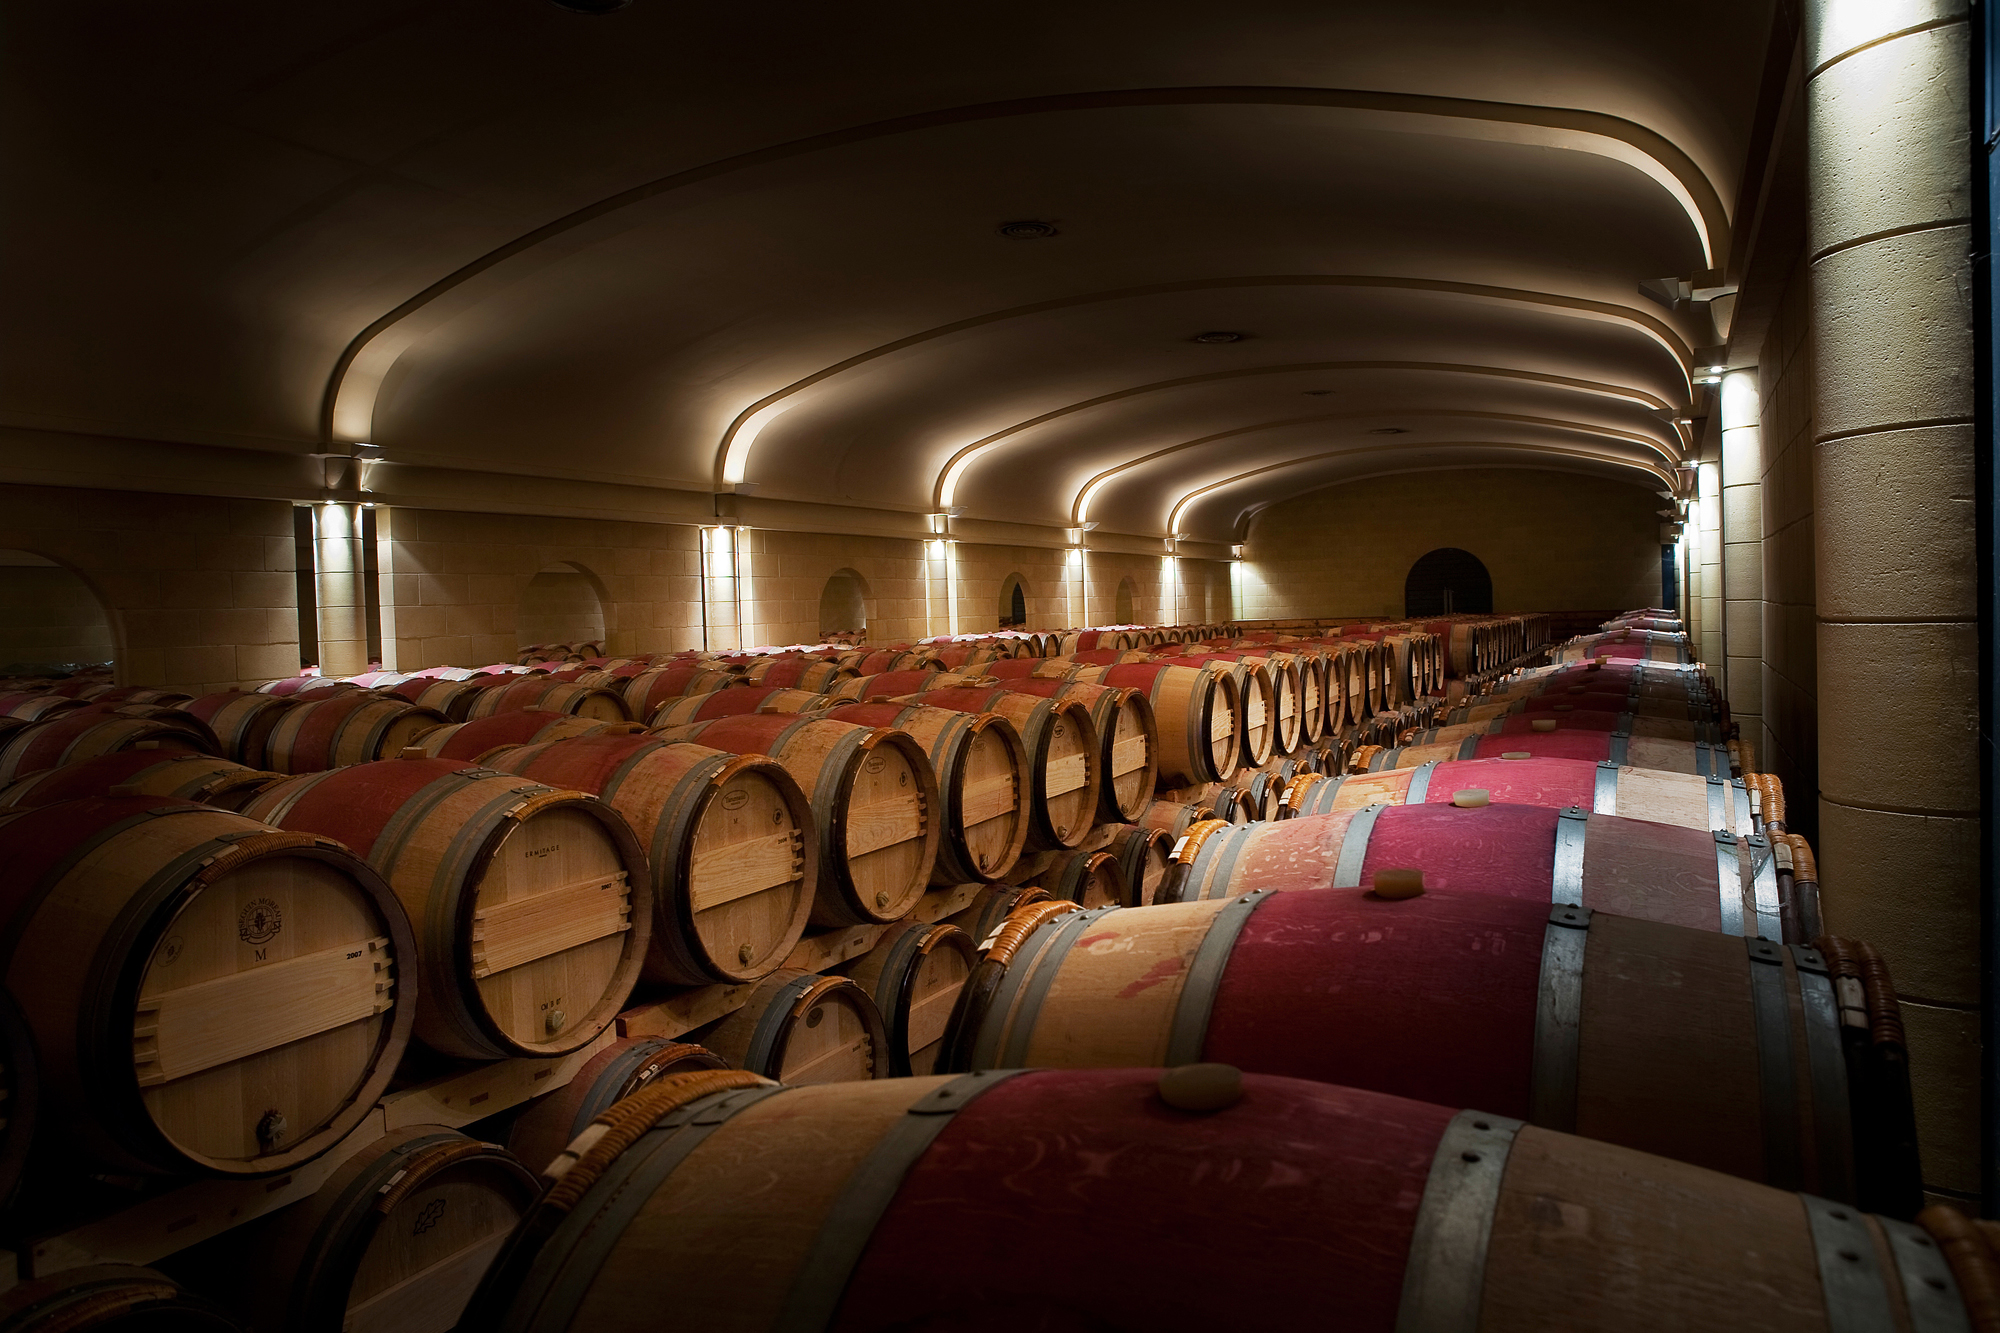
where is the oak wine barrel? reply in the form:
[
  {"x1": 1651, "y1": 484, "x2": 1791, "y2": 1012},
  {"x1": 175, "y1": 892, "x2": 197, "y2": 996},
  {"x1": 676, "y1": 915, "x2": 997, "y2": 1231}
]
[
  {"x1": 244, "y1": 759, "x2": 651, "y2": 1058},
  {"x1": 0, "y1": 1266, "x2": 248, "y2": 1332},
  {"x1": 740, "y1": 657, "x2": 851, "y2": 691},
  {"x1": 461, "y1": 1067, "x2": 1957, "y2": 1333},
  {"x1": 263, "y1": 692, "x2": 448, "y2": 774},
  {"x1": 620, "y1": 664, "x2": 743, "y2": 721},
  {"x1": 697, "y1": 968, "x2": 890, "y2": 1083},
  {"x1": 176, "y1": 690, "x2": 296, "y2": 767},
  {"x1": 840, "y1": 920, "x2": 977, "y2": 1076},
  {"x1": 507, "y1": 1038, "x2": 728, "y2": 1174},
  {"x1": 0, "y1": 991, "x2": 34, "y2": 1210},
  {"x1": 1071, "y1": 661, "x2": 1238, "y2": 785},
  {"x1": 1171, "y1": 654, "x2": 1281, "y2": 767},
  {"x1": 1035, "y1": 846, "x2": 1125, "y2": 909},
  {"x1": 383, "y1": 677, "x2": 491, "y2": 721},
  {"x1": 651, "y1": 714, "x2": 938, "y2": 926},
  {"x1": 0, "y1": 750, "x2": 279, "y2": 811},
  {"x1": 945, "y1": 887, "x2": 1907, "y2": 1209},
  {"x1": 0, "y1": 797, "x2": 415, "y2": 1176},
  {"x1": 1353, "y1": 727, "x2": 1730, "y2": 779},
  {"x1": 987, "y1": 677, "x2": 1156, "y2": 822},
  {"x1": 888, "y1": 687, "x2": 1099, "y2": 852},
  {"x1": 483, "y1": 734, "x2": 815, "y2": 986},
  {"x1": 0, "y1": 691, "x2": 84, "y2": 722},
  {"x1": 464, "y1": 677, "x2": 632, "y2": 723},
  {"x1": 409, "y1": 710, "x2": 643, "y2": 763},
  {"x1": 0, "y1": 707, "x2": 217, "y2": 784},
  {"x1": 943, "y1": 883, "x2": 1051, "y2": 948}
]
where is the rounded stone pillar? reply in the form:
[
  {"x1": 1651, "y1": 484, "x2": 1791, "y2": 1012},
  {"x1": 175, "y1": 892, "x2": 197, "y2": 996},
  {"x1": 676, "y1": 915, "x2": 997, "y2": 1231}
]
[
  {"x1": 1807, "y1": 0, "x2": 1980, "y2": 1196},
  {"x1": 1720, "y1": 370, "x2": 1765, "y2": 760},
  {"x1": 313, "y1": 501, "x2": 369, "y2": 678}
]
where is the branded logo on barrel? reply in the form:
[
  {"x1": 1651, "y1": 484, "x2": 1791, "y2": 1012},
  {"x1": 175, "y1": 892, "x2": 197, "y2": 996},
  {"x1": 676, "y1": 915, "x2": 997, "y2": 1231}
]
[{"x1": 238, "y1": 898, "x2": 283, "y2": 946}]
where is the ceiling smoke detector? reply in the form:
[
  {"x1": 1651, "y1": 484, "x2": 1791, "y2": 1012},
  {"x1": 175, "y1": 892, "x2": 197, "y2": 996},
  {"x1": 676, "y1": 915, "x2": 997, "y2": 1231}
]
[
  {"x1": 997, "y1": 220, "x2": 1059, "y2": 240},
  {"x1": 1367, "y1": 427, "x2": 1409, "y2": 435},
  {"x1": 1191, "y1": 331, "x2": 1247, "y2": 344}
]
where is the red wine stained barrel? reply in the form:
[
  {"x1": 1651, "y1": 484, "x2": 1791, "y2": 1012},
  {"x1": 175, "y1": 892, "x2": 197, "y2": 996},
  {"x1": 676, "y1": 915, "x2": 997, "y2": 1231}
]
[
  {"x1": 410, "y1": 710, "x2": 643, "y2": 763},
  {"x1": 0, "y1": 989, "x2": 35, "y2": 1209},
  {"x1": 947, "y1": 887, "x2": 1899, "y2": 1205},
  {"x1": 263, "y1": 692, "x2": 447, "y2": 774},
  {"x1": 1352, "y1": 726, "x2": 1730, "y2": 779},
  {"x1": 823, "y1": 669, "x2": 953, "y2": 702},
  {"x1": 1172, "y1": 801, "x2": 1790, "y2": 940},
  {"x1": 651, "y1": 714, "x2": 938, "y2": 926},
  {"x1": 1285, "y1": 755, "x2": 1753, "y2": 836},
  {"x1": 465, "y1": 677, "x2": 633, "y2": 723},
  {"x1": 1408, "y1": 709, "x2": 1720, "y2": 747},
  {"x1": 460, "y1": 1067, "x2": 1958, "y2": 1333},
  {"x1": 0, "y1": 797, "x2": 415, "y2": 1177},
  {"x1": 507, "y1": 1037, "x2": 728, "y2": 1172},
  {"x1": 741, "y1": 657, "x2": 851, "y2": 691},
  {"x1": 0, "y1": 750, "x2": 280, "y2": 811},
  {"x1": 620, "y1": 664, "x2": 743, "y2": 722},
  {"x1": 483, "y1": 734, "x2": 816, "y2": 986},
  {"x1": 244, "y1": 760, "x2": 651, "y2": 1058},
  {"x1": 176, "y1": 691, "x2": 296, "y2": 767},
  {"x1": 649, "y1": 683, "x2": 814, "y2": 727},
  {"x1": 0, "y1": 691, "x2": 84, "y2": 722},
  {"x1": 383, "y1": 676, "x2": 491, "y2": 722},
  {"x1": 0, "y1": 707, "x2": 217, "y2": 784}
]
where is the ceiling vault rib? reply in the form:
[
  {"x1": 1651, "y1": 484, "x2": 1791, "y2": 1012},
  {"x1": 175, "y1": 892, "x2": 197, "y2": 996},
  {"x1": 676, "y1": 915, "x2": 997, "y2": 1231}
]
[{"x1": 314, "y1": 84, "x2": 1724, "y2": 453}]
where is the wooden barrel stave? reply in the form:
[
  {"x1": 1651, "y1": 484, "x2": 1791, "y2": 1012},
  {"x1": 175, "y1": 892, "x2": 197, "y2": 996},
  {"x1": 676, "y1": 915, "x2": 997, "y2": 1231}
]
[
  {"x1": 839, "y1": 921, "x2": 976, "y2": 1076},
  {"x1": 984, "y1": 678, "x2": 1157, "y2": 822},
  {"x1": 888, "y1": 688, "x2": 1100, "y2": 853},
  {"x1": 176, "y1": 691, "x2": 296, "y2": 767},
  {"x1": 0, "y1": 750, "x2": 280, "y2": 812},
  {"x1": 465, "y1": 679, "x2": 633, "y2": 724},
  {"x1": 506, "y1": 1037, "x2": 728, "y2": 1173},
  {"x1": 264, "y1": 694, "x2": 447, "y2": 774},
  {"x1": 697, "y1": 968, "x2": 890, "y2": 1084}
]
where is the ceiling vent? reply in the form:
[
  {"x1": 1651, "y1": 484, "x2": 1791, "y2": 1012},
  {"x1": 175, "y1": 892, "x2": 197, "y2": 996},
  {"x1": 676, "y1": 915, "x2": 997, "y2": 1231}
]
[
  {"x1": 1191, "y1": 331, "x2": 1247, "y2": 344},
  {"x1": 997, "y1": 220, "x2": 1059, "y2": 239}
]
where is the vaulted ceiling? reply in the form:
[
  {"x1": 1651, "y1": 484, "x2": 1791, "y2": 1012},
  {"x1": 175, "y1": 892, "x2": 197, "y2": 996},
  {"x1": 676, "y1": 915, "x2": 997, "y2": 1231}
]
[{"x1": 1, "y1": 1, "x2": 1778, "y2": 541}]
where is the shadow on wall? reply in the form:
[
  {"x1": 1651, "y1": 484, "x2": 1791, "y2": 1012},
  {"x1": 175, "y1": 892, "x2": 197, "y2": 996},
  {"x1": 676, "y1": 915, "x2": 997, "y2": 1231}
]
[
  {"x1": 1405, "y1": 547, "x2": 1493, "y2": 617},
  {"x1": 519, "y1": 563, "x2": 608, "y2": 651},
  {"x1": 1114, "y1": 575, "x2": 1136, "y2": 624},
  {"x1": 999, "y1": 573, "x2": 1028, "y2": 628},
  {"x1": 820, "y1": 568, "x2": 869, "y2": 638},
  {"x1": 0, "y1": 548, "x2": 114, "y2": 674}
]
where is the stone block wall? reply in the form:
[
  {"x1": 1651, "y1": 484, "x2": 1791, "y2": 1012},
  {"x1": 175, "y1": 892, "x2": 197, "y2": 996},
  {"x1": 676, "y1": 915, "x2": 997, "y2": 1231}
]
[{"x1": 1756, "y1": 254, "x2": 1818, "y2": 845}]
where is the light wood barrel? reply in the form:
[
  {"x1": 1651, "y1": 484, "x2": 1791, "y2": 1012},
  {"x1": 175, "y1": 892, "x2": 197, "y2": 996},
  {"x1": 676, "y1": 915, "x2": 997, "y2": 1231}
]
[
  {"x1": 484, "y1": 735, "x2": 815, "y2": 986},
  {"x1": 1171, "y1": 801, "x2": 1791, "y2": 939},
  {"x1": 698, "y1": 968, "x2": 890, "y2": 1083},
  {"x1": 174, "y1": 1126, "x2": 539, "y2": 1333},
  {"x1": 410, "y1": 710, "x2": 642, "y2": 763},
  {"x1": 822, "y1": 669, "x2": 951, "y2": 701},
  {"x1": 1071, "y1": 661, "x2": 1238, "y2": 785},
  {"x1": 0, "y1": 691, "x2": 83, "y2": 722},
  {"x1": 1284, "y1": 755, "x2": 1753, "y2": 836},
  {"x1": 987, "y1": 678, "x2": 1156, "y2": 822},
  {"x1": 244, "y1": 759, "x2": 651, "y2": 1058},
  {"x1": 384, "y1": 677, "x2": 490, "y2": 721},
  {"x1": 0, "y1": 796, "x2": 414, "y2": 1176},
  {"x1": 0, "y1": 1265, "x2": 249, "y2": 1331},
  {"x1": 461, "y1": 1066, "x2": 1962, "y2": 1333},
  {"x1": 620, "y1": 664, "x2": 743, "y2": 721},
  {"x1": 264, "y1": 693, "x2": 448, "y2": 774},
  {"x1": 841, "y1": 648, "x2": 932, "y2": 675},
  {"x1": 0, "y1": 708, "x2": 218, "y2": 784},
  {"x1": 1227, "y1": 766, "x2": 1284, "y2": 821},
  {"x1": 947, "y1": 888, "x2": 1896, "y2": 1205},
  {"x1": 507, "y1": 1038, "x2": 728, "y2": 1174},
  {"x1": 651, "y1": 714, "x2": 939, "y2": 927},
  {"x1": 818, "y1": 701, "x2": 1029, "y2": 884},
  {"x1": 1037, "y1": 847, "x2": 1124, "y2": 909},
  {"x1": 1097, "y1": 823, "x2": 1173, "y2": 906},
  {"x1": 741, "y1": 657, "x2": 851, "y2": 691},
  {"x1": 1173, "y1": 654, "x2": 1283, "y2": 765},
  {"x1": 176, "y1": 691, "x2": 296, "y2": 767},
  {"x1": 0, "y1": 750, "x2": 279, "y2": 811},
  {"x1": 465, "y1": 678, "x2": 632, "y2": 723},
  {"x1": 943, "y1": 884, "x2": 1052, "y2": 948},
  {"x1": 887, "y1": 687, "x2": 1099, "y2": 853},
  {"x1": 1133, "y1": 794, "x2": 1207, "y2": 838},
  {"x1": 841, "y1": 921, "x2": 977, "y2": 1076}
]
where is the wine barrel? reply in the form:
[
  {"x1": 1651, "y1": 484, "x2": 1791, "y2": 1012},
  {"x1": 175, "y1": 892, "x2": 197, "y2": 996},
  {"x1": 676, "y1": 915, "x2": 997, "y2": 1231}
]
[
  {"x1": 483, "y1": 735, "x2": 816, "y2": 986},
  {"x1": 1171, "y1": 654, "x2": 1282, "y2": 766},
  {"x1": 1353, "y1": 727, "x2": 1731, "y2": 780},
  {"x1": 181, "y1": 1127, "x2": 540, "y2": 1333},
  {"x1": 698, "y1": 968, "x2": 890, "y2": 1083},
  {"x1": 0, "y1": 750, "x2": 279, "y2": 811},
  {"x1": 0, "y1": 1266, "x2": 248, "y2": 1331},
  {"x1": 0, "y1": 707, "x2": 218, "y2": 784},
  {"x1": 0, "y1": 797, "x2": 414, "y2": 1176},
  {"x1": 1063, "y1": 661, "x2": 1238, "y2": 786},
  {"x1": 1409, "y1": 710, "x2": 1721, "y2": 747},
  {"x1": 465, "y1": 677, "x2": 632, "y2": 723},
  {"x1": 176, "y1": 691, "x2": 296, "y2": 767},
  {"x1": 0, "y1": 690, "x2": 83, "y2": 722},
  {"x1": 651, "y1": 714, "x2": 938, "y2": 926},
  {"x1": 986, "y1": 677, "x2": 1156, "y2": 822},
  {"x1": 1133, "y1": 793, "x2": 1207, "y2": 838},
  {"x1": 740, "y1": 656, "x2": 851, "y2": 691},
  {"x1": 1285, "y1": 755, "x2": 1754, "y2": 836},
  {"x1": 1036, "y1": 846, "x2": 1125, "y2": 908},
  {"x1": 888, "y1": 687, "x2": 1099, "y2": 852},
  {"x1": 943, "y1": 883, "x2": 1051, "y2": 947},
  {"x1": 946, "y1": 887, "x2": 1899, "y2": 1206},
  {"x1": 462, "y1": 1066, "x2": 1959, "y2": 1333},
  {"x1": 841, "y1": 921, "x2": 977, "y2": 1076},
  {"x1": 822, "y1": 669, "x2": 952, "y2": 701},
  {"x1": 410, "y1": 710, "x2": 643, "y2": 763},
  {"x1": 507, "y1": 1038, "x2": 728, "y2": 1173},
  {"x1": 264, "y1": 692, "x2": 447, "y2": 774},
  {"x1": 1447, "y1": 690, "x2": 1718, "y2": 724},
  {"x1": 257, "y1": 675, "x2": 357, "y2": 697},
  {"x1": 1493, "y1": 659, "x2": 1713, "y2": 702},
  {"x1": 244, "y1": 760, "x2": 651, "y2": 1058},
  {"x1": 1171, "y1": 800, "x2": 1792, "y2": 940},
  {"x1": 817, "y1": 700, "x2": 1029, "y2": 884},
  {"x1": 620, "y1": 664, "x2": 742, "y2": 721},
  {"x1": 382, "y1": 676, "x2": 490, "y2": 721},
  {"x1": 648, "y1": 683, "x2": 807, "y2": 727}
]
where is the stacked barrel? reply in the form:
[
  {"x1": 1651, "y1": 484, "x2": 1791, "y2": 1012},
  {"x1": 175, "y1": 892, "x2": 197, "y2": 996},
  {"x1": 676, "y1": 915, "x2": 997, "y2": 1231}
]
[{"x1": 0, "y1": 604, "x2": 1971, "y2": 1333}]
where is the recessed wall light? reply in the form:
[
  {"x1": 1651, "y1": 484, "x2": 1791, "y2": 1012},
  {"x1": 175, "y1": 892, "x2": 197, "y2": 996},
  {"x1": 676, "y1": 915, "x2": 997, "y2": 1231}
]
[
  {"x1": 998, "y1": 220, "x2": 1059, "y2": 240},
  {"x1": 1192, "y1": 331, "x2": 1247, "y2": 344}
]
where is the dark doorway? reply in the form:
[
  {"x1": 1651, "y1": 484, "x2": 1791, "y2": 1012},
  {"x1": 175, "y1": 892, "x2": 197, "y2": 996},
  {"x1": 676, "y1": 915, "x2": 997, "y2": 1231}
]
[{"x1": 1404, "y1": 548, "x2": 1493, "y2": 616}]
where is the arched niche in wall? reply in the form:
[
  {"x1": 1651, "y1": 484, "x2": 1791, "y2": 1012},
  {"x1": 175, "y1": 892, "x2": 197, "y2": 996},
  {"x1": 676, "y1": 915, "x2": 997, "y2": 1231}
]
[
  {"x1": 519, "y1": 561, "x2": 609, "y2": 653},
  {"x1": 998, "y1": 573, "x2": 1028, "y2": 628},
  {"x1": 0, "y1": 548, "x2": 115, "y2": 676},
  {"x1": 819, "y1": 568, "x2": 869, "y2": 638},
  {"x1": 1114, "y1": 575, "x2": 1137, "y2": 625},
  {"x1": 1405, "y1": 547, "x2": 1494, "y2": 616}
]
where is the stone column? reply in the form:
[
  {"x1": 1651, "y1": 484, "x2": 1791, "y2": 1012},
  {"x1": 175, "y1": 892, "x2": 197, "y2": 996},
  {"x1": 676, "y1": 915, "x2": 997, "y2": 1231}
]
[
  {"x1": 313, "y1": 502, "x2": 369, "y2": 677},
  {"x1": 1807, "y1": 0, "x2": 1980, "y2": 1198},
  {"x1": 1721, "y1": 370, "x2": 1765, "y2": 761},
  {"x1": 1697, "y1": 460, "x2": 1723, "y2": 669}
]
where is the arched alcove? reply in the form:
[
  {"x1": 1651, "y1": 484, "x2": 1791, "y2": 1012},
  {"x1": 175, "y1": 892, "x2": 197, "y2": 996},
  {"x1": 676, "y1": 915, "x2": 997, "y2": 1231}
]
[
  {"x1": 1114, "y1": 575, "x2": 1136, "y2": 624},
  {"x1": 0, "y1": 548, "x2": 114, "y2": 675},
  {"x1": 1405, "y1": 547, "x2": 1494, "y2": 616},
  {"x1": 519, "y1": 561, "x2": 608, "y2": 651},
  {"x1": 819, "y1": 568, "x2": 869, "y2": 637},
  {"x1": 998, "y1": 573, "x2": 1028, "y2": 628}
]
